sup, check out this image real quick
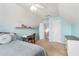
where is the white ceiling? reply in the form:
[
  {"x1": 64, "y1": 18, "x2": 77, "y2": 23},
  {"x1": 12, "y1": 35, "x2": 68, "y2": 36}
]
[
  {"x1": 17, "y1": 3, "x2": 79, "y2": 23},
  {"x1": 58, "y1": 3, "x2": 79, "y2": 23},
  {"x1": 17, "y1": 3, "x2": 59, "y2": 19}
]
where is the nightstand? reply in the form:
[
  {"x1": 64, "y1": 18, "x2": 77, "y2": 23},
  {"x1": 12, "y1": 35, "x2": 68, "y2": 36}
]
[{"x1": 22, "y1": 33, "x2": 35, "y2": 44}]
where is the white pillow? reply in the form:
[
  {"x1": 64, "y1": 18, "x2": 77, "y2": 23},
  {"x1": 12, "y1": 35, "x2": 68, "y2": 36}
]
[{"x1": 0, "y1": 34, "x2": 12, "y2": 44}]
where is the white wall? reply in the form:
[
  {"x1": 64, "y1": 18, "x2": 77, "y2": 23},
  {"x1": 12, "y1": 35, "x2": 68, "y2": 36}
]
[
  {"x1": 0, "y1": 3, "x2": 42, "y2": 39},
  {"x1": 0, "y1": 3, "x2": 42, "y2": 27},
  {"x1": 58, "y1": 3, "x2": 79, "y2": 23}
]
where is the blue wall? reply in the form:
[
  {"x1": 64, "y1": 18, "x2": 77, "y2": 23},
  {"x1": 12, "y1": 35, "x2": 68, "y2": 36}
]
[
  {"x1": 0, "y1": 16, "x2": 73, "y2": 42},
  {"x1": 54, "y1": 17, "x2": 71, "y2": 42},
  {"x1": 71, "y1": 22, "x2": 79, "y2": 37},
  {"x1": 48, "y1": 16, "x2": 72, "y2": 42},
  {"x1": 0, "y1": 4, "x2": 64, "y2": 41},
  {"x1": 0, "y1": 4, "x2": 39, "y2": 40},
  {"x1": 61, "y1": 19, "x2": 72, "y2": 42},
  {"x1": 0, "y1": 19, "x2": 39, "y2": 40}
]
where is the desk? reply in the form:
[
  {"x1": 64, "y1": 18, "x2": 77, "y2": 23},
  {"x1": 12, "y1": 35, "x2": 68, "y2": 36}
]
[{"x1": 22, "y1": 33, "x2": 35, "y2": 44}]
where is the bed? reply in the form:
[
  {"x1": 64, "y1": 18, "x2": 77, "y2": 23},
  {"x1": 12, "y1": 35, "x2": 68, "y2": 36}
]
[{"x1": 0, "y1": 32, "x2": 47, "y2": 56}]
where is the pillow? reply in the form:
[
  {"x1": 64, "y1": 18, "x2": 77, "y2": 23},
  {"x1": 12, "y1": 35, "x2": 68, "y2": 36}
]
[
  {"x1": 9, "y1": 33, "x2": 16, "y2": 40},
  {"x1": 0, "y1": 34, "x2": 12, "y2": 44},
  {"x1": 0, "y1": 32, "x2": 16, "y2": 41}
]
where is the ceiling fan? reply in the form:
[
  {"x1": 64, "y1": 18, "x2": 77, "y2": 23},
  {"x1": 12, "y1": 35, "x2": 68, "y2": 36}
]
[{"x1": 30, "y1": 4, "x2": 44, "y2": 11}]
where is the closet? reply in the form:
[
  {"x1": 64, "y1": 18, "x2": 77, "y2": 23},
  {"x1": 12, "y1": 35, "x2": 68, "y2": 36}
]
[{"x1": 39, "y1": 16, "x2": 71, "y2": 43}]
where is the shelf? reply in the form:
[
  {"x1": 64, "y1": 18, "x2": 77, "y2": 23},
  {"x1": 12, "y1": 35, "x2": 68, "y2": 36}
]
[{"x1": 15, "y1": 27, "x2": 35, "y2": 29}]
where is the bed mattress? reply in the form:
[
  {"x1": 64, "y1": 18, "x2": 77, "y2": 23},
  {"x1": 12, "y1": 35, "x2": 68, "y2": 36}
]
[{"x1": 0, "y1": 40, "x2": 47, "y2": 56}]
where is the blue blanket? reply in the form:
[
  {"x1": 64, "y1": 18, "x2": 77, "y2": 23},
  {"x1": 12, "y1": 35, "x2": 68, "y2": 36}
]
[{"x1": 0, "y1": 40, "x2": 47, "y2": 56}]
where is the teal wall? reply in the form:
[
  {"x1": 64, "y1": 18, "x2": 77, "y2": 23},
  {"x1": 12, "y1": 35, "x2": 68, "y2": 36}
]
[
  {"x1": 55, "y1": 17, "x2": 72, "y2": 42},
  {"x1": 71, "y1": 22, "x2": 79, "y2": 37},
  {"x1": 0, "y1": 15, "x2": 77, "y2": 43},
  {"x1": 55, "y1": 17, "x2": 79, "y2": 42},
  {"x1": 0, "y1": 4, "x2": 39, "y2": 40},
  {"x1": 0, "y1": 19, "x2": 39, "y2": 40},
  {"x1": 48, "y1": 16, "x2": 72, "y2": 42}
]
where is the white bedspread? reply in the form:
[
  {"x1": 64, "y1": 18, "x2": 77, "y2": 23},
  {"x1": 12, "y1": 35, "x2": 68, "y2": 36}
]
[{"x1": 0, "y1": 40, "x2": 47, "y2": 56}]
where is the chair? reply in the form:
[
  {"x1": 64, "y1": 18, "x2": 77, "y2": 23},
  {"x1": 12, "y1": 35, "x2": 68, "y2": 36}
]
[{"x1": 27, "y1": 33, "x2": 35, "y2": 44}]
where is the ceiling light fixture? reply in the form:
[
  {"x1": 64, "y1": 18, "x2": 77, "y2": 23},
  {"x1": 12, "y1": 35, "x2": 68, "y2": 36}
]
[
  {"x1": 30, "y1": 4, "x2": 44, "y2": 11},
  {"x1": 30, "y1": 5, "x2": 37, "y2": 11}
]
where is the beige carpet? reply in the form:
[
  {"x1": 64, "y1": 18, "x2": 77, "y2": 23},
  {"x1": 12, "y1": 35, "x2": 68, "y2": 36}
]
[{"x1": 36, "y1": 39, "x2": 67, "y2": 56}]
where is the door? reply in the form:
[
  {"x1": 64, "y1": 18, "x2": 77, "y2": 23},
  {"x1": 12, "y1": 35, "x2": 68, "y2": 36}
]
[
  {"x1": 39, "y1": 23, "x2": 45, "y2": 40},
  {"x1": 49, "y1": 19, "x2": 61, "y2": 42},
  {"x1": 52, "y1": 20, "x2": 61, "y2": 42}
]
